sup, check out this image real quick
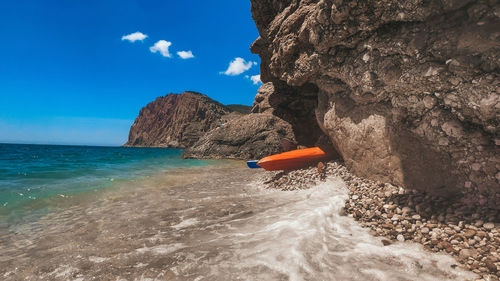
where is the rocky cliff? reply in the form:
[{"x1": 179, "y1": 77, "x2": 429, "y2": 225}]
[
  {"x1": 250, "y1": 0, "x2": 499, "y2": 204},
  {"x1": 125, "y1": 92, "x2": 246, "y2": 148},
  {"x1": 126, "y1": 91, "x2": 298, "y2": 159}
]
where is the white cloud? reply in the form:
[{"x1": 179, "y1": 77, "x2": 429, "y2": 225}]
[
  {"x1": 121, "y1": 32, "x2": 148, "y2": 42},
  {"x1": 150, "y1": 40, "x2": 172, "y2": 57},
  {"x1": 177, "y1": 50, "x2": 194, "y2": 59},
  {"x1": 250, "y1": 74, "x2": 262, "y2": 85},
  {"x1": 222, "y1": 57, "x2": 256, "y2": 76}
]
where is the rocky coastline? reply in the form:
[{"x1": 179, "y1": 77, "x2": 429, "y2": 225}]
[
  {"x1": 249, "y1": 1, "x2": 500, "y2": 277},
  {"x1": 250, "y1": 0, "x2": 499, "y2": 204},
  {"x1": 261, "y1": 162, "x2": 500, "y2": 280},
  {"x1": 125, "y1": 92, "x2": 297, "y2": 160},
  {"x1": 125, "y1": 91, "x2": 251, "y2": 149},
  {"x1": 123, "y1": 1, "x2": 500, "y2": 278}
]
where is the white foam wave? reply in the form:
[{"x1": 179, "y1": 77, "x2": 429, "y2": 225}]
[
  {"x1": 171, "y1": 218, "x2": 199, "y2": 230},
  {"x1": 136, "y1": 243, "x2": 185, "y2": 255},
  {"x1": 206, "y1": 179, "x2": 476, "y2": 281}
]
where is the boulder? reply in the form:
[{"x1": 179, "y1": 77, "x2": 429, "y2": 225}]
[{"x1": 183, "y1": 113, "x2": 295, "y2": 159}]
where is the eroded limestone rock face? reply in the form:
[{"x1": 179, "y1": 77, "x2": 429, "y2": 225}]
[
  {"x1": 250, "y1": 0, "x2": 499, "y2": 204},
  {"x1": 125, "y1": 92, "x2": 239, "y2": 148},
  {"x1": 252, "y1": 80, "x2": 327, "y2": 146}
]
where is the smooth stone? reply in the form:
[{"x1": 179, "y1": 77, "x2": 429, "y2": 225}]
[
  {"x1": 402, "y1": 207, "x2": 412, "y2": 214},
  {"x1": 483, "y1": 223, "x2": 495, "y2": 230},
  {"x1": 381, "y1": 239, "x2": 392, "y2": 246},
  {"x1": 476, "y1": 231, "x2": 487, "y2": 238},
  {"x1": 445, "y1": 229, "x2": 455, "y2": 235},
  {"x1": 464, "y1": 229, "x2": 477, "y2": 238},
  {"x1": 459, "y1": 248, "x2": 478, "y2": 259},
  {"x1": 485, "y1": 259, "x2": 498, "y2": 272}
]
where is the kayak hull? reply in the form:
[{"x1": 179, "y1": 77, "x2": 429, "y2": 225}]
[{"x1": 257, "y1": 147, "x2": 332, "y2": 171}]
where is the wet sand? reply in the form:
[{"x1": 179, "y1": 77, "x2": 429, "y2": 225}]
[{"x1": 0, "y1": 163, "x2": 476, "y2": 280}]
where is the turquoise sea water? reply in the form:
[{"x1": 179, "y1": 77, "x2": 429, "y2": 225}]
[{"x1": 0, "y1": 143, "x2": 214, "y2": 223}]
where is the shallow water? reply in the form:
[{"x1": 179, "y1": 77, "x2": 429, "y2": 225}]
[
  {"x1": 0, "y1": 144, "x2": 214, "y2": 224},
  {"x1": 0, "y1": 165, "x2": 476, "y2": 281}
]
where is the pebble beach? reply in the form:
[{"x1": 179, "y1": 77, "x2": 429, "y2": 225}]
[
  {"x1": 0, "y1": 162, "x2": 478, "y2": 281},
  {"x1": 262, "y1": 161, "x2": 500, "y2": 280}
]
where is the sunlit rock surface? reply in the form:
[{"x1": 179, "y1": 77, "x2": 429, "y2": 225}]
[
  {"x1": 183, "y1": 113, "x2": 296, "y2": 159},
  {"x1": 125, "y1": 92, "x2": 244, "y2": 148},
  {"x1": 250, "y1": 0, "x2": 499, "y2": 203}
]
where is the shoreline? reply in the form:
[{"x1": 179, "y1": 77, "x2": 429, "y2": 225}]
[
  {"x1": 0, "y1": 163, "x2": 260, "y2": 280},
  {"x1": 262, "y1": 161, "x2": 499, "y2": 280},
  {"x1": 1, "y1": 162, "x2": 477, "y2": 280},
  {"x1": 0, "y1": 162, "x2": 483, "y2": 280},
  {"x1": 0, "y1": 155, "x2": 234, "y2": 227}
]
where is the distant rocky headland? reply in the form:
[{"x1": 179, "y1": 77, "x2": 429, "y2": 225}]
[
  {"x1": 125, "y1": 91, "x2": 296, "y2": 159},
  {"x1": 125, "y1": 91, "x2": 239, "y2": 148}
]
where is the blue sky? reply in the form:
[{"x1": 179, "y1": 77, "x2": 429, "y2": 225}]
[{"x1": 0, "y1": 0, "x2": 261, "y2": 146}]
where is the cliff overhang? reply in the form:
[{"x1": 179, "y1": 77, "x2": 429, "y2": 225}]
[{"x1": 250, "y1": 0, "x2": 499, "y2": 206}]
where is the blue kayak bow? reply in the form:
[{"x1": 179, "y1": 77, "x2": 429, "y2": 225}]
[{"x1": 246, "y1": 160, "x2": 261, "y2": 169}]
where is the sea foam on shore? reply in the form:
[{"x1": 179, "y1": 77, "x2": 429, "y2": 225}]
[
  {"x1": 1, "y1": 163, "x2": 478, "y2": 280},
  {"x1": 262, "y1": 161, "x2": 500, "y2": 280}
]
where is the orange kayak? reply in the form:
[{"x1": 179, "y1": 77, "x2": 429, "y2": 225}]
[{"x1": 257, "y1": 147, "x2": 332, "y2": 171}]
